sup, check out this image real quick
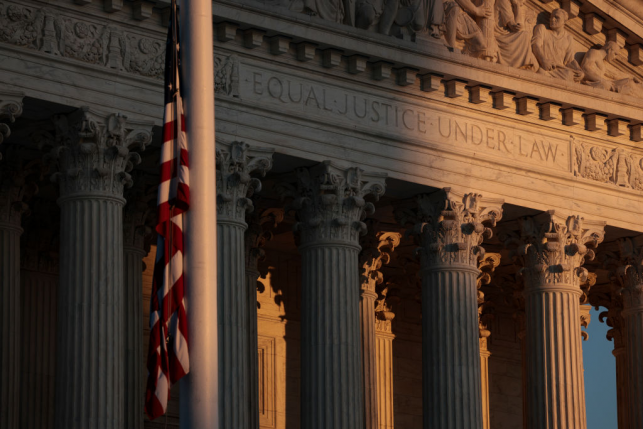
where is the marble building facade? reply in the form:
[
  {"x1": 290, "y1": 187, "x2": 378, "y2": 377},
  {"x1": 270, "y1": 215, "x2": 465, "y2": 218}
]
[{"x1": 1, "y1": 0, "x2": 643, "y2": 428}]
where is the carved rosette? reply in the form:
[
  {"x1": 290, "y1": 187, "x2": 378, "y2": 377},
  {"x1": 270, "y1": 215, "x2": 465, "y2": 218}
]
[
  {"x1": 504, "y1": 211, "x2": 605, "y2": 292},
  {"x1": 400, "y1": 190, "x2": 504, "y2": 272},
  {"x1": 48, "y1": 107, "x2": 152, "y2": 200},
  {"x1": 216, "y1": 141, "x2": 273, "y2": 224},
  {"x1": 244, "y1": 207, "x2": 284, "y2": 272},
  {"x1": 277, "y1": 161, "x2": 387, "y2": 247}
]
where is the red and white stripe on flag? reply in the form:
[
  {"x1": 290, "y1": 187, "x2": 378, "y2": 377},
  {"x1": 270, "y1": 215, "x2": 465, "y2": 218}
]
[{"x1": 145, "y1": 0, "x2": 190, "y2": 419}]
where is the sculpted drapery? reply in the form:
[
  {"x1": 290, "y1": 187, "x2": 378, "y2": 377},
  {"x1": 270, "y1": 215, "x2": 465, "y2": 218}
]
[{"x1": 298, "y1": 0, "x2": 640, "y2": 94}]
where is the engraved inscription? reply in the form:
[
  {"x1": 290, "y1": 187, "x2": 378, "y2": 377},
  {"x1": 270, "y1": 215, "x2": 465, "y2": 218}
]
[{"x1": 242, "y1": 67, "x2": 569, "y2": 171}]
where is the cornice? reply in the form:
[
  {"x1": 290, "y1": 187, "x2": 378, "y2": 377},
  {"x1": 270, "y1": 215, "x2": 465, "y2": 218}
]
[{"x1": 212, "y1": 0, "x2": 643, "y2": 126}]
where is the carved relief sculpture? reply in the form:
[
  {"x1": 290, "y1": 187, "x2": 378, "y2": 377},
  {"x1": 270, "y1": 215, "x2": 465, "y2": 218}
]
[
  {"x1": 581, "y1": 41, "x2": 643, "y2": 95},
  {"x1": 572, "y1": 140, "x2": 643, "y2": 190},
  {"x1": 444, "y1": 0, "x2": 490, "y2": 58},
  {"x1": 531, "y1": 8, "x2": 583, "y2": 82},
  {"x1": 494, "y1": 0, "x2": 536, "y2": 69}
]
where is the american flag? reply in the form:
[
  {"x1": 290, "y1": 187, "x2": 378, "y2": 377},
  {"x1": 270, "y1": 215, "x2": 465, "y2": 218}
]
[{"x1": 145, "y1": 0, "x2": 190, "y2": 419}]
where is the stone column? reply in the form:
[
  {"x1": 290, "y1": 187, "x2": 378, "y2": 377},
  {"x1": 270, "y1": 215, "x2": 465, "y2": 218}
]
[
  {"x1": 216, "y1": 140, "x2": 273, "y2": 429},
  {"x1": 359, "y1": 226, "x2": 400, "y2": 428},
  {"x1": 375, "y1": 287, "x2": 396, "y2": 429},
  {"x1": 19, "y1": 204, "x2": 59, "y2": 429},
  {"x1": 595, "y1": 252, "x2": 630, "y2": 429},
  {"x1": 122, "y1": 196, "x2": 151, "y2": 429},
  {"x1": 277, "y1": 161, "x2": 387, "y2": 429},
  {"x1": 0, "y1": 159, "x2": 34, "y2": 429},
  {"x1": 477, "y1": 253, "x2": 501, "y2": 429},
  {"x1": 592, "y1": 295, "x2": 629, "y2": 429},
  {"x1": 400, "y1": 190, "x2": 503, "y2": 429},
  {"x1": 504, "y1": 212, "x2": 605, "y2": 429},
  {"x1": 0, "y1": 91, "x2": 24, "y2": 160},
  {"x1": 245, "y1": 207, "x2": 283, "y2": 429},
  {"x1": 50, "y1": 107, "x2": 152, "y2": 429},
  {"x1": 603, "y1": 237, "x2": 643, "y2": 429}
]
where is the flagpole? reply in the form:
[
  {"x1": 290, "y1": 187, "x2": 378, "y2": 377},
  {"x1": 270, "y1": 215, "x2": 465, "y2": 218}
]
[{"x1": 179, "y1": 0, "x2": 218, "y2": 426}]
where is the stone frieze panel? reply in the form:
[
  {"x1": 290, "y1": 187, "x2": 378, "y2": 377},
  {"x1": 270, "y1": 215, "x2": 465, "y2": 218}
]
[
  {"x1": 0, "y1": 0, "x2": 238, "y2": 92},
  {"x1": 573, "y1": 139, "x2": 643, "y2": 190},
  {"x1": 241, "y1": 64, "x2": 571, "y2": 173}
]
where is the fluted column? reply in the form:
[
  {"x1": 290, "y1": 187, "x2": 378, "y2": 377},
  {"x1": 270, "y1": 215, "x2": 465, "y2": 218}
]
[
  {"x1": 504, "y1": 212, "x2": 605, "y2": 429},
  {"x1": 603, "y1": 237, "x2": 643, "y2": 429},
  {"x1": 375, "y1": 289, "x2": 396, "y2": 429},
  {"x1": 0, "y1": 156, "x2": 36, "y2": 429},
  {"x1": 19, "y1": 206, "x2": 59, "y2": 429},
  {"x1": 216, "y1": 141, "x2": 273, "y2": 429},
  {"x1": 278, "y1": 161, "x2": 387, "y2": 429},
  {"x1": 399, "y1": 190, "x2": 503, "y2": 429},
  {"x1": 596, "y1": 252, "x2": 629, "y2": 429},
  {"x1": 20, "y1": 256, "x2": 58, "y2": 429},
  {"x1": 245, "y1": 207, "x2": 283, "y2": 429},
  {"x1": 0, "y1": 91, "x2": 24, "y2": 160},
  {"x1": 0, "y1": 179, "x2": 24, "y2": 429},
  {"x1": 477, "y1": 253, "x2": 500, "y2": 429},
  {"x1": 51, "y1": 107, "x2": 152, "y2": 429},
  {"x1": 359, "y1": 226, "x2": 400, "y2": 429},
  {"x1": 122, "y1": 197, "x2": 151, "y2": 429}
]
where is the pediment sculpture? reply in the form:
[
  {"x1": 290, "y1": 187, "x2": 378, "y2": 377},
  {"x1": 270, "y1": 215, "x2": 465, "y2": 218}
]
[{"x1": 289, "y1": 0, "x2": 642, "y2": 94}]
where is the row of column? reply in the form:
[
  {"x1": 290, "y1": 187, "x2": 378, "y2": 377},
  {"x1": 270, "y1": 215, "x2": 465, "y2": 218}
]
[
  {"x1": 0, "y1": 106, "x2": 154, "y2": 429},
  {"x1": 2, "y1": 105, "x2": 643, "y2": 429}
]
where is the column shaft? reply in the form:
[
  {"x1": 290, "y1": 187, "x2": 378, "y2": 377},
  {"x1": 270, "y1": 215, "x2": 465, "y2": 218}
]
[
  {"x1": 480, "y1": 346, "x2": 491, "y2": 429},
  {"x1": 612, "y1": 348, "x2": 630, "y2": 429},
  {"x1": 623, "y1": 308, "x2": 643, "y2": 427},
  {"x1": 246, "y1": 266, "x2": 260, "y2": 429},
  {"x1": 55, "y1": 198, "x2": 124, "y2": 429},
  {"x1": 20, "y1": 271, "x2": 57, "y2": 429},
  {"x1": 124, "y1": 247, "x2": 145, "y2": 429},
  {"x1": 375, "y1": 329, "x2": 395, "y2": 429},
  {"x1": 218, "y1": 220, "x2": 250, "y2": 428},
  {"x1": 423, "y1": 268, "x2": 482, "y2": 428},
  {"x1": 0, "y1": 224, "x2": 21, "y2": 429},
  {"x1": 301, "y1": 244, "x2": 363, "y2": 429},
  {"x1": 360, "y1": 289, "x2": 378, "y2": 428},
  {"x1": 525, "y1": 290, "x2": 586, "y2": 429}
]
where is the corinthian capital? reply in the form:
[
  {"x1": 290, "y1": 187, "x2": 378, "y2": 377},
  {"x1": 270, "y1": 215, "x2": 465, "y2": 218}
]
[
  {"x1": 602, "y1": 236, "x2": 643, "y2": 311},
  {"x1": 398, "y1": 189, "x2": 503, "y2": 270},
  {"x1": 277, "y1": 161, "x2": 387, "y2": 247},
  {"x1": 245, "y1": 207, "x2": 284, "y2": 272},
  {"x1": 359, "y1": 220, "x2": 401, "y2": 295},
  {"x1": 123, "y1": 179, "x2": 154, "y2": 252},
  {"x1": 216, "y1": 140, "x2": 274, "y2": 223},
  {"x1": 0, "y1": 90, "x2": 25, "y2": 159},
  {"x1": 503, "y1": 211, "x2": 605, "y2": 291},
  {"x1": 48, "y1": 107, "x2": 153, "y2": 199},
  {"x1": 0, "y1": 157, "x2": 42, "y2": 227},
  {"x1": 478, "y1": 253, "x2": 501, "y2": 346},
  {"x1": 375, "y1": 283, "x2": 399, "y2": 334}
]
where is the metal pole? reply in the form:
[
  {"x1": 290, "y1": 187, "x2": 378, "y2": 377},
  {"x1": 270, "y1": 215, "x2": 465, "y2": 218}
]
[{"x1": 179, "y1": 0, "x2": 218, "y2": 426}]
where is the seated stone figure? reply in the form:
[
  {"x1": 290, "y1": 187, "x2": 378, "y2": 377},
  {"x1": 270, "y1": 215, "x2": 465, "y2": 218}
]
[
  {"x1": 444, "y1": 0, "x2": 491, "y2": 56},
  {"x1": 304, "y1": 0, "x2": 351, "y2": 24},
  {"x1": 494, "y1": 0, "x2": 537, "y2": 69},
  {"x1": 531, "y1": 8, "x2": 583, "y2": 82},
  {"x1": 581, "y1": 41, "x2": 642, "y2": 95}
]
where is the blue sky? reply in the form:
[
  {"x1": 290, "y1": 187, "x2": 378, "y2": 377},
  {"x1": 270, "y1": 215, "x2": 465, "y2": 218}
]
[{"x1": 584, "y1": 306, "x2": 618, "y2": 428}]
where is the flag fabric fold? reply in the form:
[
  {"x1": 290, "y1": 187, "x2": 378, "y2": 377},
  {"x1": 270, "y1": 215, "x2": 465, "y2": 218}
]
[{"x1": 145, "y1": 0, "x2": 190, "y2": 419}]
